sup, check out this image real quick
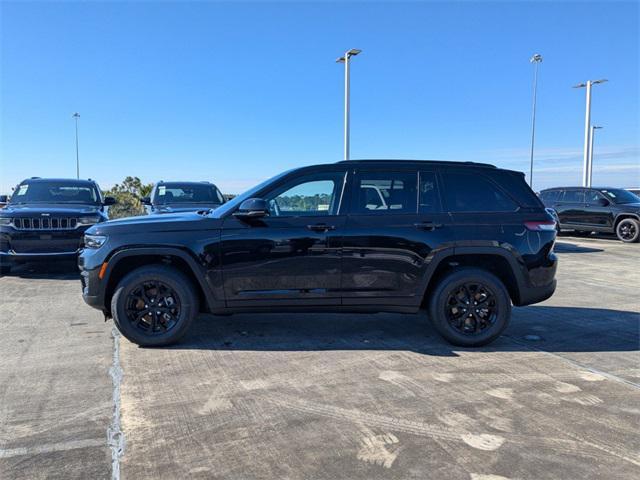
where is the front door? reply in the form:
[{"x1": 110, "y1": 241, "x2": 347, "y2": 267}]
[
  {"x1": 341, "y1": 168, "x2": 452, "y2": 307},
  {"x1": 583, "y1": 189, "x2": 614, "y2": 228},
  {"x1": 220, "y1": 169, "x2": 347, "y2": 307}
]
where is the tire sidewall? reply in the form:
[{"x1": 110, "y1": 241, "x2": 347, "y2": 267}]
[
  {"x1": 112, "y1": 266, "x2": 197, "y2": 347},
  {"x1": 616, "y1": 219, "x2": 640, "y2": 243},
  {"x1": 429, "y1": 268, "x2": 512, "y2": 347}
]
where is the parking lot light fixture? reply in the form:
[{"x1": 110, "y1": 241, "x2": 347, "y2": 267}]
[
  {"x1": 72, "y1": 112, "x2": 81, "y2": 179},
  {"x1": 573, "y1": 79, "x2": 607, "y2": 186},
  {"x1": 588, "y1": 125, "x2": 603, "y2": 187},
  {"x1": 528, "y1": 53, "x2": 543, "y2": 189},
  {"x1": 336, "y1": 48, "x2": 362, "y2": 161}
]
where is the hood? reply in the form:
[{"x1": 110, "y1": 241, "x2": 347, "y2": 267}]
[
  {"x1": 619, "y1": 202, "x2": 640, "y2": 209},
  {"x1": 1, "y1": 203, "x2": 101, "y2": 216},
  {"x1": 151, "y1": 203, "x2": 220, "y2": 214},
  {"x1": 87, "y1": 211, "x2": 223, "y2": 235}
]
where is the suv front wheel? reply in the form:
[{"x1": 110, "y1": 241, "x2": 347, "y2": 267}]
[
  {"x1": 616, "y1": 218, "x2": 640, "y2": 243},
  {"x1": 111, "y1": 265, "x2": 198, "y2": 346},
  {"x1": 428, "y1": 268, "x2": 511, "y2": 347}
]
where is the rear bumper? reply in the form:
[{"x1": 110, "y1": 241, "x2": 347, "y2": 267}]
[{"x1": 515, "y1": 251, "x2": 558, "y2": 306}]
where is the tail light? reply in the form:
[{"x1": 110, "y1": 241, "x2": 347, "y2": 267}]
[{"x1": 525, "y1": 220, "x2": 557, "y2": 231}]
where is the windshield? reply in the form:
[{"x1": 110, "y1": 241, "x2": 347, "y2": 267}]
[
  {"x1": 153, "y1": 183, "x2": 224, "y2": 205},
  {"x1": 599, "y1": 188, "x2": 640, "y2": 204},
  {"x1": 211, "y1": 170, "x2": 293, "y2": 218},
  {"x1": 10, "y1": 181, "x2": 100, "y2": 204}
]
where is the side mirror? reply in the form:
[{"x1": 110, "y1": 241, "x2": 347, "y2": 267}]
[
  {"x1": 103, "y1": 196, "x2": 117, "y2": 206},
  {"x1": 233, "y1": 198, "x2": 269, "y2": 219},
  {"x1": 141, "y1": 196, "x2": 151, "y2": 205},
  {"x1": 597, "y1": 198, "x2": 610, "y2": 207}
]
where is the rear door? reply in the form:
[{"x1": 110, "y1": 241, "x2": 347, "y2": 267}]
[
  {"x1": 557, "y1": 189, "x2": 586, "y2": 226},
  {"x1": 340, "y1": 166, "x2": 452, "y2": 307}
]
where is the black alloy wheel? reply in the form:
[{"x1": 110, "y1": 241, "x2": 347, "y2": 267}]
[
  {"x1": 124, "y1": 280, "x2": 181, "y2": 335},
  {"x1": 444, "y1": 282, "x2": 498, "y2": 336},
  {"x1": 616, "y1": 218, "x2": 640, "y2": 243}
]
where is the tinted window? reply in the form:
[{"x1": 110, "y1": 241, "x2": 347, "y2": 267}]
[
  {"x1": 154, "y1": 184, "x2": 224, "y2": 204},
  {"x1": 540, "y1": 190, "x2": 561, "y2": 202},
  {"x1": 585, "y1": 190, "x2": 603, "y2": 203},
  {"x1": 265, "y1": 171, "x2": 345, "y2": 216},
  {"x1": 10, "y1": 182, "x2": 99, "y2": 204},
  {"x1": 353, "y1": 171, "x2": 417, "y2": 214},
  {"x1": 419, "y1": 171, "x2": 442, "y2": 213},
  {"x1": 561, "y1": 190, "x2": 584, "y2": 203},
  {"x1": 441, "y1": 172, "x2": 518, "y2": 212},
  {"x1": 600, "y1": 188, "x2": 640, "y2": 204}
]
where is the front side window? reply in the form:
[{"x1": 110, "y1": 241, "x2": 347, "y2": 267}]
[
  {"x1": 562, "y1": 190, "x2": 585, "y2": 203},
  {"x1": 441, "y1": 172, "x2": 518, "y2": 212},
  {"x1": 10, "y1": 182, "x2": 99, "y2": 204},
  {"x1": 585, "y1": 190, "x2": 604, "y2": 203},
  {"x1": 600, "y1": 188, "x2": 640, "y2": 204},
  {"x1": 154, "y1": 184, "x2": 224, "y2": 204},
  {"x1": 265, "y1": 171, "x2": 345, "y2": 216},
  {"x1": 353, "y1": 171, "x2": 417, "y2": 214}
]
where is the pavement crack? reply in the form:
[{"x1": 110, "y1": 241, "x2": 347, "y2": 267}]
[{"x1": 107, "y1": 327, "x2": 124, "y2": 480}]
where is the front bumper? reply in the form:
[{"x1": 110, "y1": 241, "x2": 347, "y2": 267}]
[
  {"x1": 0, "y1": 249, "x2": 79, "y2": 265},
  {"x1": 78, "y1": 248, "x2": 109, "y2": 312},
  {"x1": 0, "y1": 225, "x2": 89, "y2": 265}
]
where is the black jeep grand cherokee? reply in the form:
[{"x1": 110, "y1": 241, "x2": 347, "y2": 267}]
[
  {"x1": 0, "y1": 178, "x2": 115, "y2": 274},
  {"x1": 79, "y1": 160, "x2": 557, "y2": 347}
]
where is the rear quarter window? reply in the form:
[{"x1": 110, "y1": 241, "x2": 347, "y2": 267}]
[{"x1": 441, "y1": 171, "x2": 519, "y2": 212}]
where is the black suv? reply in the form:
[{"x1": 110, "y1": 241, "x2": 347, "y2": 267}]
[
  {"x1": 79, "y1": 160, "x2": 557, "y2": 347},
  {"x1": 0, "y1": 178, "x2": 115, "y2": 274},
  {"x1": 142, "y1": 181, "x2": 225, "y2": 214},
  {"x1": 540, "y1": 187, "x2": 640, "y2": 243}
]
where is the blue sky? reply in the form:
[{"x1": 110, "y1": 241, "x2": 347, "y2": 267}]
[{"x1": 1, "y1": 0, "x2": 638, "y2": 195}]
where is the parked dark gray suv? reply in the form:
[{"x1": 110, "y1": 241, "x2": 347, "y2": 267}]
[{"x1": 540, "y1": 187, "x2": 640, "y2": 242}]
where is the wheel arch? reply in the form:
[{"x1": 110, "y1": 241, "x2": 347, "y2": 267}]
[
  {"x1": 614, "y1": 213, "x2": 640, "y2": 228},
  {"x1": 102, "y1": 247, "x2": 216, "y2": 316},
  {"x1": 420, "y1": 247, "x2": 525, "y2": 307}
]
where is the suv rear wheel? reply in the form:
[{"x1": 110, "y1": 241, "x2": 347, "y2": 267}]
[
  {"x1": 428, "y1": 268, "x2": 511, "y2": 347},
  {"x1": 616, "y1": 218, "x2": 640, "y2": 243},
  {"x1": 111, "y1": 265, "x2": 198, "y2": 346}
]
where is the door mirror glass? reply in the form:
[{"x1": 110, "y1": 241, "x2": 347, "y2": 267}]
[
  {"x1": 141, "y1": 196, "x2": 151, "y2": 205},
  {"x1": 103, "y1": 196, "x2": 117, "y2": 206},
  {"x1": 234, "y1": 198, "x2": 269, "y2": 219}
]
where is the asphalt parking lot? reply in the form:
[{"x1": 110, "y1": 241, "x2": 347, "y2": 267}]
[{"x1": 1, "y1": 234, "x2": 639, "y2": 480}]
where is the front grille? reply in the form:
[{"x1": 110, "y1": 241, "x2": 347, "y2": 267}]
[{"x1": 13, "y1": 217, "x2": 78, "y2": 230}]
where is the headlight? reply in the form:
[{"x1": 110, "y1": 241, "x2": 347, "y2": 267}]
[
  {"x1": 84, "y1": 234, "x2": 107, "y2": 249},
  {"x1": 78, "y1": 215, "x2": 101, "y2": 226},
  {"x1": 0, "y1": 217, "x2": 11, "y2": 226}
]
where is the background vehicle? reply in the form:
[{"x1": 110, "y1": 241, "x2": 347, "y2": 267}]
[
  {"x1": 0, "y1": 178, "x2": 116, "y2": 274},
  {"x1": 142, "y1": 181, "x2": 225, "y2": 214},
  {"x1": 79, "y1": 160, "x2": 557, "y2": 348},
  {"x1": 540, "y1": 187, "x2": 640, "y2": 242}
]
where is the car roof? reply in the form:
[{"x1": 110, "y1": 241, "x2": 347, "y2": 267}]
[
  {"x1": 20, "y1": 178, "x2": 98, "y2": 186},
  {"x1": 338, "y1": 159, "x2": 497, "y2": 169},
  {"x1": 156, "y1": 181, "x2": 216, "y2": 186},
  {"x1": 541, "y1": 186, "x2": 622, "y2": 191}
]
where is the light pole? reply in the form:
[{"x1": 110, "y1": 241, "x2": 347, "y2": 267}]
[
  {"x1": 588, "y1": 125, "x2": 603, "y2": 187},
  {"x1": 336, "y1": 49, "x2": 362, "y2": 160},
  {"x1": 528, "y1": 53, "x2": 543, "y2": 188},
  {"x1": 573, "y1": 79, "x2": 607, "y2": 186},
  {"x1": 72, "y1": 112, "x2": 81, "y2": 179}
]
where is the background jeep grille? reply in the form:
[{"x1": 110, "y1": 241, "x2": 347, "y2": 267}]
[{"x1": 13, "y1": 217, "x2": 78, "y2": 230}]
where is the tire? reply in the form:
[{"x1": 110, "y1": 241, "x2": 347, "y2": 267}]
[
  {"x1": 0, "y1": 265, "x2": 10, "y2": 275},
  {"x1": 111, "y1": 265, "x2": 198, "y2": 347},
  {"x1": 428, "y1": 268, "x2": 511, "y2": 347},
  {"x1": 616, "y1": 218, "x2": 640, "y2": 243}
]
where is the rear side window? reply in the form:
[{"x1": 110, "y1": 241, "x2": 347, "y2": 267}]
[
  {"x1": 540, "y1": 190, "x2": 561, "y2": 202},
  {"x1": 441, "y1": 172, "x2": 518, "y2": 212},
  {"x1": 352, "y1": 171, "x2": 417, "y2": 214},
  {"x1": 562, "y1": 190, "x2": 584, "y2": 203},
  {"x1": 491, "y1": 170, "x2": 543, "y2": 208}
]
